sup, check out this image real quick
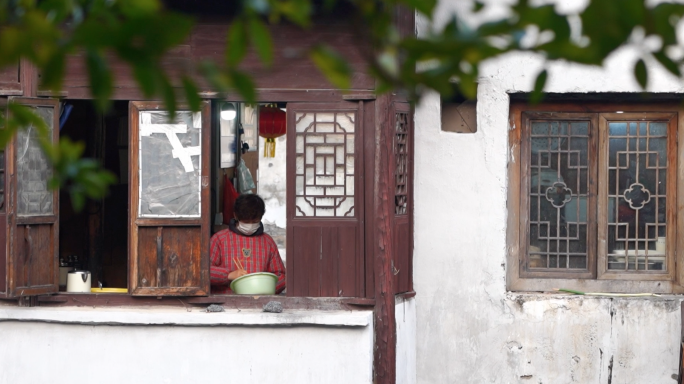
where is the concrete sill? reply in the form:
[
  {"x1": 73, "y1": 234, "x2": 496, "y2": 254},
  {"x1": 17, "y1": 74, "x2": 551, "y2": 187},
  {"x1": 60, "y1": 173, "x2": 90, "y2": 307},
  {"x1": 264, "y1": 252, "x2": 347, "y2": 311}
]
[{"x1": 0, "y1": 306, "x2": 372, "y2": 327}]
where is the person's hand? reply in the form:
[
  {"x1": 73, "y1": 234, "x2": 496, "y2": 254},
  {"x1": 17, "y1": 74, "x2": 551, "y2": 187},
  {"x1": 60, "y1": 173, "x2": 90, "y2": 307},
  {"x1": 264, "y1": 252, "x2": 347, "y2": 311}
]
[{"x1": 228, "y1": 269, "x2": 248, "y2": 280}]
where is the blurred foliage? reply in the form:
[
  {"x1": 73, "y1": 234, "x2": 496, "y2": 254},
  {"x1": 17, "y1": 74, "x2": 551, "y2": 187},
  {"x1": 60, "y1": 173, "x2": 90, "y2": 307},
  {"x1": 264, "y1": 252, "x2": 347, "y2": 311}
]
[{"x1": 2, "y1": 0, "x2": 684, "y2": 208}]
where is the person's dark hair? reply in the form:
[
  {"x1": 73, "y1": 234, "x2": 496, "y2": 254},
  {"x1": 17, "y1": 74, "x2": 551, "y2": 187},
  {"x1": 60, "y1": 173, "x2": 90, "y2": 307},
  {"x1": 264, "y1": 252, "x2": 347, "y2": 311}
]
[{"x1": 234, "y1": 194, "x2": 265, "y2": 221}]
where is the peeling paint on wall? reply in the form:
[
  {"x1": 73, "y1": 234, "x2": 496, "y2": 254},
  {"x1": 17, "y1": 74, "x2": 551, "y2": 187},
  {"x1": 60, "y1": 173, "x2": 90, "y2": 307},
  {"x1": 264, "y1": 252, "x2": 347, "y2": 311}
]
[{"x1": 414, "y1": 1, "x2": 684, "y2": 383}]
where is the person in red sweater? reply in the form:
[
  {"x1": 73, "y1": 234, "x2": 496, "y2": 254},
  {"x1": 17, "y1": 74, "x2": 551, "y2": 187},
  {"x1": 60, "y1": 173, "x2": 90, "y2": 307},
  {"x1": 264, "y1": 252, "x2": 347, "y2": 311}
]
[{"x1": 210, "y1": 194, "x2": 286, "y2": 294}]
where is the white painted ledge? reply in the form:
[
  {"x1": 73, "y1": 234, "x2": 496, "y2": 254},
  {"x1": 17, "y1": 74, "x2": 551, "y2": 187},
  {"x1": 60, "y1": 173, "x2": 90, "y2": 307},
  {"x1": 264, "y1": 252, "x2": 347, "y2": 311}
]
[{"x1": 0, "y1": 306, "x2": 372, "y2": 327}]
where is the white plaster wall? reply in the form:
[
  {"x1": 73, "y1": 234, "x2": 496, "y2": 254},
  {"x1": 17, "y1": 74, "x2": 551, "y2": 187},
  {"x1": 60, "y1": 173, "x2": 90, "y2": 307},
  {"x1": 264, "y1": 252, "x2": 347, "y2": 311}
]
[
  {"x1": 258, "y1": 135, "x2": 287, "y2": 229},
  {"x1": 396, "y1": 297, "x2": 417, "y2": 384},
  {"x1": 415, "y1": 1, "x2": 684, "y2": 383},
  {"x1": 0, "y1": 307, "x2": 373, "y2": 384},
  {"x1": 258, "y1": 135, "x2": 287, "y2": 259}
]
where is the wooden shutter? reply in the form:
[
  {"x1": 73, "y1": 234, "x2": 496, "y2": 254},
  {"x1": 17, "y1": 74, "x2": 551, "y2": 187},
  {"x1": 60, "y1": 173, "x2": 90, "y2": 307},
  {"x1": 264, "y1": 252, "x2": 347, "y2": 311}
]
[
  {"x1": 3, "y1": 98, "x2": 60, "y2": 297},
  {"x1": 286, "y1": 102, "x2": 365, "y2": 297},
  {"x1": 128, "y1": 101, "x2": 211, "y2": 296},
  {"x1": 391, "y1": 102, "x2": 413, "y2": 294}
]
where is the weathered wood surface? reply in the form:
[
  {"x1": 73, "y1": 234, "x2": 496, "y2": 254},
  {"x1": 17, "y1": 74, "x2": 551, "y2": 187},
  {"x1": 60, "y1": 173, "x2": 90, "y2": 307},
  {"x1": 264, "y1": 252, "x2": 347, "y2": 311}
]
[
  {"x1": 5, "y1": 98, "x2": 59, "y2": 298},
  {"x1": 286, "y1": 102, "x2": 365, "y2": 298},
  {"x1": 57, "y1": 19, "x2": 373, "y2": 100},
  {"x1": 34, "y1": 293, "x2": 374, "y2": 310},
  {"x1": 373, "y1": 93, "x2": 396, "y2": 384},
  {"x1": 0, "y1": 64, "x2": 21, "y2": 95},
  {"x1": 128, "y1": 101, "x2": 211, "y2": 296}
]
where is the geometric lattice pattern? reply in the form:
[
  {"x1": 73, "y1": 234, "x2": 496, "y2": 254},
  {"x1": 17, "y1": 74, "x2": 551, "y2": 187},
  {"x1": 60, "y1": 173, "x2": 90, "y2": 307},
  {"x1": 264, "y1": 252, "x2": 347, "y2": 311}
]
[
  {"x1": 394, "y1": 112, "x2": 409, "y2": 215},
  {"x1": 607, "y1": 121, "x2": 668, "y2": 271},
  {"x1": 528, "y1": 120, "x2": 590, "y2": 270},
  {"x1": 16, "y1": 106, "x2": 54, "y2": 216},
  {"x1": 294, "y1": 112, "x2": 356, "y2": 217}
]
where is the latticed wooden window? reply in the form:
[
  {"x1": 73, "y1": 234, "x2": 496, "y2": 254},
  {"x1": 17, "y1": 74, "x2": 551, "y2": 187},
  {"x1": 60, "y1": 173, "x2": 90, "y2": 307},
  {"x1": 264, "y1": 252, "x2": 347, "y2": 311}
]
[
  {"x1": 293, "y1": 111, "x2": 356, "y2": 217},
  {"x1": 394, "y1": 112, "x2": 409, "y2": 215},
  {"x1": 520, "y1": 111, "x2": 677, "y2": 281}
]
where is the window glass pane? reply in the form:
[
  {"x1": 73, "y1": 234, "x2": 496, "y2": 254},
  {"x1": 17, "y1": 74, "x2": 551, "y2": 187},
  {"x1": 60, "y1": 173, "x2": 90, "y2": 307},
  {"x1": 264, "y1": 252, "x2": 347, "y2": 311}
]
[
  {"x1": 138, "y1": 111, "x2": 201, "y2": 218},
  {"x1": 528, "y1": 120, "x2": 589, "y2": 270},
  {"x1": 607, "y1": 120, "x2": 667, "y2": 272},
  {"x1": 294, "y1": 111, "x2": 356, "y2": 217},
  {"x1": 17, "y1": 106, "x2": 54, "y2": 216}
]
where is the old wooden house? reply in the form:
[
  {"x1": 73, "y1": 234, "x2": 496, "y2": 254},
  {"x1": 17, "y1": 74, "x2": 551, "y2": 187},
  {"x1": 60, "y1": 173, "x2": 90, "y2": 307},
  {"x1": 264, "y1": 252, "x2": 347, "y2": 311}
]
[{"x1": 0, "y1": 3, "x2": 416, "y2": 383}]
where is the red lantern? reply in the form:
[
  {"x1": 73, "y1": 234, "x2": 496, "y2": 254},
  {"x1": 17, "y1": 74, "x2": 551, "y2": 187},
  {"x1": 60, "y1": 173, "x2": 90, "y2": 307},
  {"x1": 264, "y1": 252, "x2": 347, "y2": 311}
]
[{"x1": 258, "y1": 105, "x2": 286, "y2": 158}]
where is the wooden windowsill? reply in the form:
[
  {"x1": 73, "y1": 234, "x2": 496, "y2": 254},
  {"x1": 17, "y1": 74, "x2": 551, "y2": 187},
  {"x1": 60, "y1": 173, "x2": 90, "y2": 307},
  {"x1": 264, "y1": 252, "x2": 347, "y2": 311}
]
[{"x1": 28, "y1": 293, "x2": 375, "y2": 311}]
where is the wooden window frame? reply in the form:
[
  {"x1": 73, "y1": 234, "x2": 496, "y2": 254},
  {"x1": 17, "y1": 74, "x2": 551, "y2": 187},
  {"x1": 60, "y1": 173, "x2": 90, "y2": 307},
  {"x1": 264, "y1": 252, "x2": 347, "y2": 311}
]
[{"x1": 507, "y1": 102, "x2": 684, "y2": 293}]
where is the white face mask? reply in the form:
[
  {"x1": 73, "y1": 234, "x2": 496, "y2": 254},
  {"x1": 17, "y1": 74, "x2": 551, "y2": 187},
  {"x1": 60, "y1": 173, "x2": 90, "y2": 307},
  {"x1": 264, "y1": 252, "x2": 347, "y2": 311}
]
[{"x1": 237, "y1": 221, "x2": 260, "y2": 235}]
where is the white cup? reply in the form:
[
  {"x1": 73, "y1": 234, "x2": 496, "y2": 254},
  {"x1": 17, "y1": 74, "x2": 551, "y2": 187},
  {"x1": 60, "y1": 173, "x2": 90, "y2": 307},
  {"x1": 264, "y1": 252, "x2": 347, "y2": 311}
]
[{"x1": 656, "y1": 237, "x2": 666, "y2": 253}]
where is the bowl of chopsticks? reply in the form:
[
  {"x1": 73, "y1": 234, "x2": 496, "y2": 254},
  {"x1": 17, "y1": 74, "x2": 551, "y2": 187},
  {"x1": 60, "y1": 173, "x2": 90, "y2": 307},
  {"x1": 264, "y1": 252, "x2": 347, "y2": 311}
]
[{"x1": 230, "y1": 272, "x2": 278, "y2": 295}]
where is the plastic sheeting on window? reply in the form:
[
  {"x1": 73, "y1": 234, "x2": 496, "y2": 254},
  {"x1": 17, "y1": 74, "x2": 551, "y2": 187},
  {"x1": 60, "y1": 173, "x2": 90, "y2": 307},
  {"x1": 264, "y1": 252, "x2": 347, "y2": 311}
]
[
  {"x1": 237, "y1": 158, "x2": 255, "y2": 194},
  {"x1": 138, "y1": 111, "x2": 201, "y2": 218},
  {"x1": 17, "y1": 106, "x2": 54, "y2": 216}
]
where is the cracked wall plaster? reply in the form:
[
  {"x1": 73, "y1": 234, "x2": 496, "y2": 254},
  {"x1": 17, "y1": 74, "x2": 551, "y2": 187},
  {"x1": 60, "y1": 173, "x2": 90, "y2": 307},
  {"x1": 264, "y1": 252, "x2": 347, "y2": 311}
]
[{"x1": 415, "y1": 1, "x2": 684, "y2": 383}]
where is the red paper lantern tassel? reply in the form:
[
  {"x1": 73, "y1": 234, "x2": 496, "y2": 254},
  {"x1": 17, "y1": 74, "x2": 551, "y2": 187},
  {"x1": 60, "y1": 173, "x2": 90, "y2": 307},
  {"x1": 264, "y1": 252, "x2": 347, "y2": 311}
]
[{"x1": 264, "y1": 137, "x2": 276, "y2": 158}]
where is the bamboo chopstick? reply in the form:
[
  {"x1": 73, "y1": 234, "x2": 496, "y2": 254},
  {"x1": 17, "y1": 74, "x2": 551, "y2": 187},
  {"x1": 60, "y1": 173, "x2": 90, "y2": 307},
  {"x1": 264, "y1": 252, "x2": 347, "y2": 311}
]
[{"x1": 233, "y1": 257, "x2": 244, "y2": 270}]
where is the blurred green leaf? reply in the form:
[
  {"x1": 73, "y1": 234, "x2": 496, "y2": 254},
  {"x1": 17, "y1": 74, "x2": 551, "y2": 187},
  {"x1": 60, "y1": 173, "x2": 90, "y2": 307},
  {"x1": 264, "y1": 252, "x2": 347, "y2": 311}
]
[
  {"x1": 227, "y1": 19, "x2": 248, "y2": 67},
  {"x1": 530, "y1": 69, "x2": 547, "y2": 104},
  {"x1": 182, "y1": 76, "x2": 202, "y2": 112},
  {"x1": 117, "y1": 0, "x2": 160, "y2": 18},
  {"x1": 85, "y1": 49, "x2": 113, "y2": 111},
  {"x1": 249, "y1": 18, "x2": 274, "y2": 66},
  {"x1": 653, "y1": 51, "x2": 681, "y2": 77},
  {"x1": 634, "y1": 59, "x2": 647, "y2": 89},
  {"x1": 229, "y1": 69, "x2": 257, "y2": 104},
  {"x1": 310, "y1": 45, "x2": 352, "y2": 90}
]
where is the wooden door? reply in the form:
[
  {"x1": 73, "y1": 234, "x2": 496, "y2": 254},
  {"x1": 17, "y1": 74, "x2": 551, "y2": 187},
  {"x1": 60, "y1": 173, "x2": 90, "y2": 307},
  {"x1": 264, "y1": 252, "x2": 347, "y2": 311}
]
[
  {"x1": 5, "y1": 98, "x2": 60, "y2": 297},
  {"x1": 128, "y1": 101, "x2": 211, "y2": 296},
  {"x1": 286, "y1": 102, "x2": 365, "y2": 297}
]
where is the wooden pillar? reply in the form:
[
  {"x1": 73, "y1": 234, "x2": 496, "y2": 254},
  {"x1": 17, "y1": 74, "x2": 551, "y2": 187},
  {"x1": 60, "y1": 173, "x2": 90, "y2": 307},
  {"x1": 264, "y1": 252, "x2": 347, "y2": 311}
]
[{"x1": 373, "y1": 93, "x2": 397, "y2": 383}]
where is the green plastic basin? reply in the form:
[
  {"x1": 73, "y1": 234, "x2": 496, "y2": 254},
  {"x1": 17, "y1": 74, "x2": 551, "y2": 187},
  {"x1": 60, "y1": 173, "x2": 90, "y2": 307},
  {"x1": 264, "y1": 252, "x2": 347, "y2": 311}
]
[{"x1": 230, "y1": 272, "x2": 278, "y2": 295}]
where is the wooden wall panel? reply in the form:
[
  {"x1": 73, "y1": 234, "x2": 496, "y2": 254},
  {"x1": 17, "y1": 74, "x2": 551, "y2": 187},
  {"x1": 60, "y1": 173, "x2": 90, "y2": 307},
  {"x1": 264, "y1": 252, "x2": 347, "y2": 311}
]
[
  {"x1": 161, "y1": 226, "x2": 201, "y2": 287},
  {"x1": 393, "y1": 219, "x2": 410, "y2": 293},
  {"x1": 59, "y1": 19, "x2": 373, "y2": 99},
  {"x1": 0, "y1": 65, "x2": 19, "y2": 84},
  {"x1": 192, "y1": 21, "x2": 373, "y2": 91},
  {"x1": 14, "y1": 224, "x2": 55, "y2": 290},
  {"x1": 136, "y1": 227, "x2": 159, "y2": 288},
  {"x1": 0, "y1": 217, "x2": 6, "y2": 293},
  {"x1": 61, "y1": 45, "x2": 193, "y2": 94},
  {"x1": 320, "y1": 227, "x2": 339, "y2": 297},
  {"x1": 292, "y1": 226, "x2": 321, "y2": 297},
  {"x1": 291, "y1": 225, "x2": 361, "y2": 297},
  {"x1": 337, "y1": 225, "x2": 359, "y2": 297},
  {"x1": 0, "y1": 64, "x2": 21, "y2": 95},
  {"x1": 136, "y1": 226, "x2": 202, "y2": 289}
]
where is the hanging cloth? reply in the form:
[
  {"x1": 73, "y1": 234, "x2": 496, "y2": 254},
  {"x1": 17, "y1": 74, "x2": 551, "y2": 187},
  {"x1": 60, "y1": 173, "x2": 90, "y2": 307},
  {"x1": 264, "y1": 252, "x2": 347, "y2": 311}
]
[{"x1": 222, "y1": 174, "x2": 240, "y2": 224}]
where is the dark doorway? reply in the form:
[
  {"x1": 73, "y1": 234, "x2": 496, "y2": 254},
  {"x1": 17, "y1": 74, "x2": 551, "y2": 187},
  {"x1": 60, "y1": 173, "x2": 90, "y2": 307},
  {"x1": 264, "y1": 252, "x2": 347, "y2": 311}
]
[{"x1": 58, "y1": 100, "x2": 128, "y2": 290}]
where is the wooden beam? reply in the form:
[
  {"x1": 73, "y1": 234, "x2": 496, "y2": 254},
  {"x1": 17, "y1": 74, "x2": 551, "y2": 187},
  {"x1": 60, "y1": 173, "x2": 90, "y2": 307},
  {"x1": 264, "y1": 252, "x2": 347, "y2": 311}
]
[
  {"x1": 373, "y1": 93, "x2": 397, "y2": 384},
  {"x1": 19, "y1": 60, "x2": 37, "y2": 98}
]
